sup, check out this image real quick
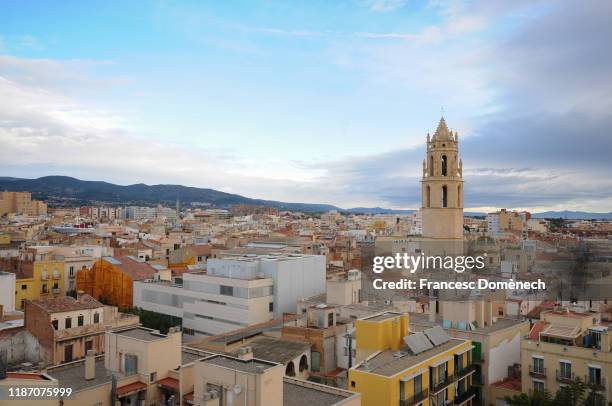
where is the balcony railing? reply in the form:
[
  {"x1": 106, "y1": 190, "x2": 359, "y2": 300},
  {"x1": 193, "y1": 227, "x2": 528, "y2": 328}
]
[
  {"x1": 454, "y1": 387, "x2": 477, "y2": 405},
  {"x1": 400, "y1": 389, "x2": 429, "y2": 406},
  {"x1": 556, "y1": 370, "x2": 576, "y2": 384},
  {"x1": 40, "y1": 289, "x2": 49, "y2": 294},
  {"x1": 472, "y1": 372, "x2": 484, "y2": 386},
  {"x1": 455, "y1": 364, "x2": 476, "y2": 378},
  {"x1": 585, "y1": 376, "x2": 607, "y2": 391},
  {"x1": 430, "y1": 374, "x2": 455, "y2": 394},
  {"x1": 472, "y1": 353, "x2": 485, "y2": 364},
  {"x1": 529, "y1": 366, "x2": 547, "y2": 378},
  {"x1": 52, "y1": 288, "x2": 61, "y2": 294}
]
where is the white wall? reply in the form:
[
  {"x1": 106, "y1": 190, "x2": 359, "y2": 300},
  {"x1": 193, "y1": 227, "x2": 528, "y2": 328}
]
[{"x1": 0, "y1": 272, "x2": 16, "y2": 312}]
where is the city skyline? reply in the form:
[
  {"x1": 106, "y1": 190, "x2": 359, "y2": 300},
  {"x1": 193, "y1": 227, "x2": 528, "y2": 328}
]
[{"x1": 1, "y1": 0, "x2": 611, "y2": 212}]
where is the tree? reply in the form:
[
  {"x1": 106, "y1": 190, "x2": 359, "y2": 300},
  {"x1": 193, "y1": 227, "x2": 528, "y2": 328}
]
[{"x1": 505, "y1": 378, "x2": 605, "y2": 406}]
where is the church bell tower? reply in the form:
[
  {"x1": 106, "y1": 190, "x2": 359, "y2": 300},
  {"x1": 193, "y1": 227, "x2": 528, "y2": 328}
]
[{"x1": 421, "y1": 117, "x2": 464, "y2": 239}]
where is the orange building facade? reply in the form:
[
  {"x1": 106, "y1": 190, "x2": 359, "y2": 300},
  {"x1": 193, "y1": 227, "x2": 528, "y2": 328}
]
[{"x1": 77, "y1": 257, "x2": 159, "y2": 308}]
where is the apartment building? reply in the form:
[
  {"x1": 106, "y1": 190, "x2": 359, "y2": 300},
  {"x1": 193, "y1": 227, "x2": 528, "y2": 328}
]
[
  {"x1": 486, "y1": 209, "x2": 531, "y2": 236},
  {"x1": 133, "y1": 253, "x2": 326, "y2": 339},
  {"x1": 0, "y1": 191, "x2": 47, "y2": 216},
  {"x1": 24, "y1": 294, "x2": 139, "y2": 366},
  {"x1": 410, "y1": 299, "x2": 530, "y2": 404},
  {"x1": 521, "y1": 307, "x2": 612, "y2": 403},
  {"x1": 348, "y1": 312, "x2": 475, "y2": 406},
  {"x1": 0, "y1": 326, "x2": 360, "y2": 406},
  {"x1": 134, "y1": 270, "x2": 275, "y2": 339},
  {"x1": 12, "y1": 251, "x2": 65, "y2": 310}
]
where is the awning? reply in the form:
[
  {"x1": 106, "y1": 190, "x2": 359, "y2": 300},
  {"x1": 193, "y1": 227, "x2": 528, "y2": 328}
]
[
  {"x1": 157, "y1": 377, "x2": 180, "y2": 391},
  {"x1": 116, "y1": 381, "x2": 147, "y2": 398},
  {"x1": 184, "y1": 392, "x2": 195, "y2": 405}
]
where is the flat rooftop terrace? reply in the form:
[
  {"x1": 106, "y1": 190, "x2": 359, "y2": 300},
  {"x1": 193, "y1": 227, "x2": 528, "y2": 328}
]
[
  {"x1": 202, "y1": 355, "x2": 277, "y2": 374},
  {"x1": 355, "y1": 338, "x2": 467, "y2": 377},
  {"x1": 111, "y1": 327, "x2": 167, "y2": 341}
]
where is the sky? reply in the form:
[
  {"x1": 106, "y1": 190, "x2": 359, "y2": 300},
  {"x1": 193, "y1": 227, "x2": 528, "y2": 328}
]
[{"x1": 0, "y1": 0, "x2": 611, "y2": 212}]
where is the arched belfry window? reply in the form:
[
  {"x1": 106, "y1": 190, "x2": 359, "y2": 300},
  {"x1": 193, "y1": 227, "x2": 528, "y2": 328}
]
[
  {"x1": 441, "y1": 155, "x2": 447, "y2": 176},
  {"x1": 425, "y1": 185, "x2": 431, "y2": 208},
  {"x1": 441, "y1": 185, "x2": 448, "y2": 208},
  {"x1": 429, "y1": 156, "x2": 434, "y2": 177}
]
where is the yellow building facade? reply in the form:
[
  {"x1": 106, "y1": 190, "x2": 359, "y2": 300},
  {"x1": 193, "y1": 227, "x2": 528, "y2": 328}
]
[
  {"x1": 16, "y1": 259, "x2": 65, "y2": 309},
  {"x1": 522, "y1": 308, "x2": 611, "y2": 402},
  {"x1": 349, "y1": 312, "x2": 476, "y2": 406}
]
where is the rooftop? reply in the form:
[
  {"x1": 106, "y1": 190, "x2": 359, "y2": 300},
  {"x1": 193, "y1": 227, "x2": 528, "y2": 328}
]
[
  {"x1": 409, "y1": 312, "x2": 526, "y2": 335},
  {"x1": 355, "y1": 338, "x2": 467, "y2": 377},
  {"x1": 111, "y1": 326, "x2": 167, "y2": 342},
  {"x1": 181, "y1": 347, "x2": 216, "y2": 365},
  {"x1": 47, "y1": 358, "x2": 111, "y2": 393},
  {"x1": 283, "y1": 378, "x2": 357, "y2": 406},
  {"x1": 202, "y1": 355, "x2": 277, "y2": 374},
  {"x1": 232, "y1": 337, "x2": 310, "y2": 364},
  {"x1": 28, "y1": 294, "x2": 103, "y2": 313},
  {"x1": 362, "y1": 312, "x2": 402, "y2": 322}
]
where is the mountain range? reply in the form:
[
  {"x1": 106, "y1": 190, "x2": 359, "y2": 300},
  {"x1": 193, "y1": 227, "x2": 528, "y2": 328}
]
[{"x1": 0, "y1": 176, "x2": 610, "y2": 219}]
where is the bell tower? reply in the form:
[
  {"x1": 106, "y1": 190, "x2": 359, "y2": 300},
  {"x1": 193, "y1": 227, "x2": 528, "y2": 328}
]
[{"x1": 421, "y1": 117, "x2": 464, "y2": 239}]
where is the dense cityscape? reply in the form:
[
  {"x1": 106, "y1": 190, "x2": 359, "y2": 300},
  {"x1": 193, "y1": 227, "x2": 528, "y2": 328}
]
[{"x1": 1, "y1": 118, "x2": 611, "y2": 406}]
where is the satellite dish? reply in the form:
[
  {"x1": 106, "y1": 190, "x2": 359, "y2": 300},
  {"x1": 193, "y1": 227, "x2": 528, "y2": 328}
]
[{"x1": 234, "y1": 384, "x2": 242, "y2": 395}]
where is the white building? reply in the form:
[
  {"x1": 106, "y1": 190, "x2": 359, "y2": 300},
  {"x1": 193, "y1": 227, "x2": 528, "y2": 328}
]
[
  {"x1": 134, "y1": 253, "x2": 326, "y2": 340},
  {"x1": 0, "y1": 271, "x2": 16, "y2": 313},
  {"x1": 486, "y1": 213, "x2": 500, "y2": 236}
]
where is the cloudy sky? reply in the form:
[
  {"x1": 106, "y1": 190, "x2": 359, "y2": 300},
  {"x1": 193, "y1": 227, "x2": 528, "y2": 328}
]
[{"x1": 1, "y1": 0, "x2": 611, "y2": 212}]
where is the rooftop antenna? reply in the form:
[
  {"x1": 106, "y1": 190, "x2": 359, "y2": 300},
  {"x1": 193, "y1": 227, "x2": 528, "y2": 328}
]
[{"x1": 440, "y1": 106, "x2": 445, "y2": 117}]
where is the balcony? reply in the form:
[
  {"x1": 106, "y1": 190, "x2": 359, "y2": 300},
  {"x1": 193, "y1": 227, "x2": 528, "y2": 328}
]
[
  {"x1": 455, "y1": 364, "x2": 476, "y2": 379},
  {"x1": 529, "y1": 366, "x2": 546, "y2": 379},
  {"x1": 454, "y1": 387, "x2": 477, "y2": 405},
  {"x1": 472, "y1": 353, "x2": 484, "y2": 364},
  {"x1": 585, "y1": 376, "x2": 606, "y2": 391},
  {"x1": 40, "y1": 289, "x2": 49, "y2": 295},
  {"x1": 52, "y1": 288, "x2": 61, "y2": 295},
  {"x1": 556, "y1": 370, "x2": 575, "y2": 384},
  {"x1": 400, "y1": 389, "x2": 428, "y2": 406},
  {"x1": 430, "y1": 374, "x2": 455, "y2": 395},
  {"x1": 472, "y1": 372, "x2": 484, "y2": 386}
]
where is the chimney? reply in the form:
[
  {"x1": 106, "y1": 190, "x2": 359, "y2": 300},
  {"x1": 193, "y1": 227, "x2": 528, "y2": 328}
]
[
  {"x1": 85, "y1": 350, "x2": 95, "y2": 380},
  {"x1": 429, "y1": 300, "x2": 437, "y2": 323},
  {"x1": 76, "y1": 290, "x2": 85, "y2": 299}
]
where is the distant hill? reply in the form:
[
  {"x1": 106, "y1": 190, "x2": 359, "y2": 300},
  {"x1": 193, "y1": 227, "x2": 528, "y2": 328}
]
[
  {"x1": 1, "y1": 176, "x2": 609, "y2": 218},
  {"x1": 0, "y1": 176, "x2": 341, "y2": 212},
  {"x1": 531, "y1": 211, "x2": 612, "y2": 220}
]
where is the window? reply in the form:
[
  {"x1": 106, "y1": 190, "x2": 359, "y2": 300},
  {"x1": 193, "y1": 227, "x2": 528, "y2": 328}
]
[
  {"x1": 269, "y1": 302, "x2": 274, "y2": 312},
  {"x1": 441, "y1": 185, "x2": 448, "y2": 208},
  {"x1": 560, "y1": 361, "x2": 572, "y2": 379},
  {"x1": 425, "y1": 185, "x2": 431, "y2": 207},
  {"x1": 588, "y1": 366, "x2": 602, "y2": 385},
  {"x1": 41, "y1": 284, "x2": 48, "y2": 294},
  {"x1": 414, "y1": 374, "x2": 422, "y2": 394},
  {"x1": 69, "y1": 266, "x2": 74, "y2": 276},
  {"x1": 85, "y1": 340, "x2": 93, "y2": 353},
  {"x1": 21, "y1": 284, "x2": 27, "y2": 290},
  {"x1": 351, "y1": 381, "x2": 356, "y2": 388},
  {"x1": 78, "y1": 315, "x2": 84, "y2": 326},
  {"x1": 328, "y1": 312, "x2": 334, "y2": 327},
  {"x1": 220, "y1": 285, "x2": 234, "y2": 296},
  {"x1": 441, "y1": 155, "x2": 447, "y2": 176},
  {"x1": 124, "y1": 354, "x2": 138, "y2": 375},
  {"x1": 65, "y1": 317, "x2": 72, "y2": 329},
  {"x1": 533, "y1": 380, "x2": 545, "y2": 393},
  {"x1": 52, "y1": 320, "x2": 58, "y2": 330},
  {"x1": 93, "y1": 313, "x2": 99, "y2": 324},
  {"x1": 533, "y1": 357, "x2": 544, "y2": 374},
  {"x1": 150, "y1": 372, "x2": 157, "y2": 383}
]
